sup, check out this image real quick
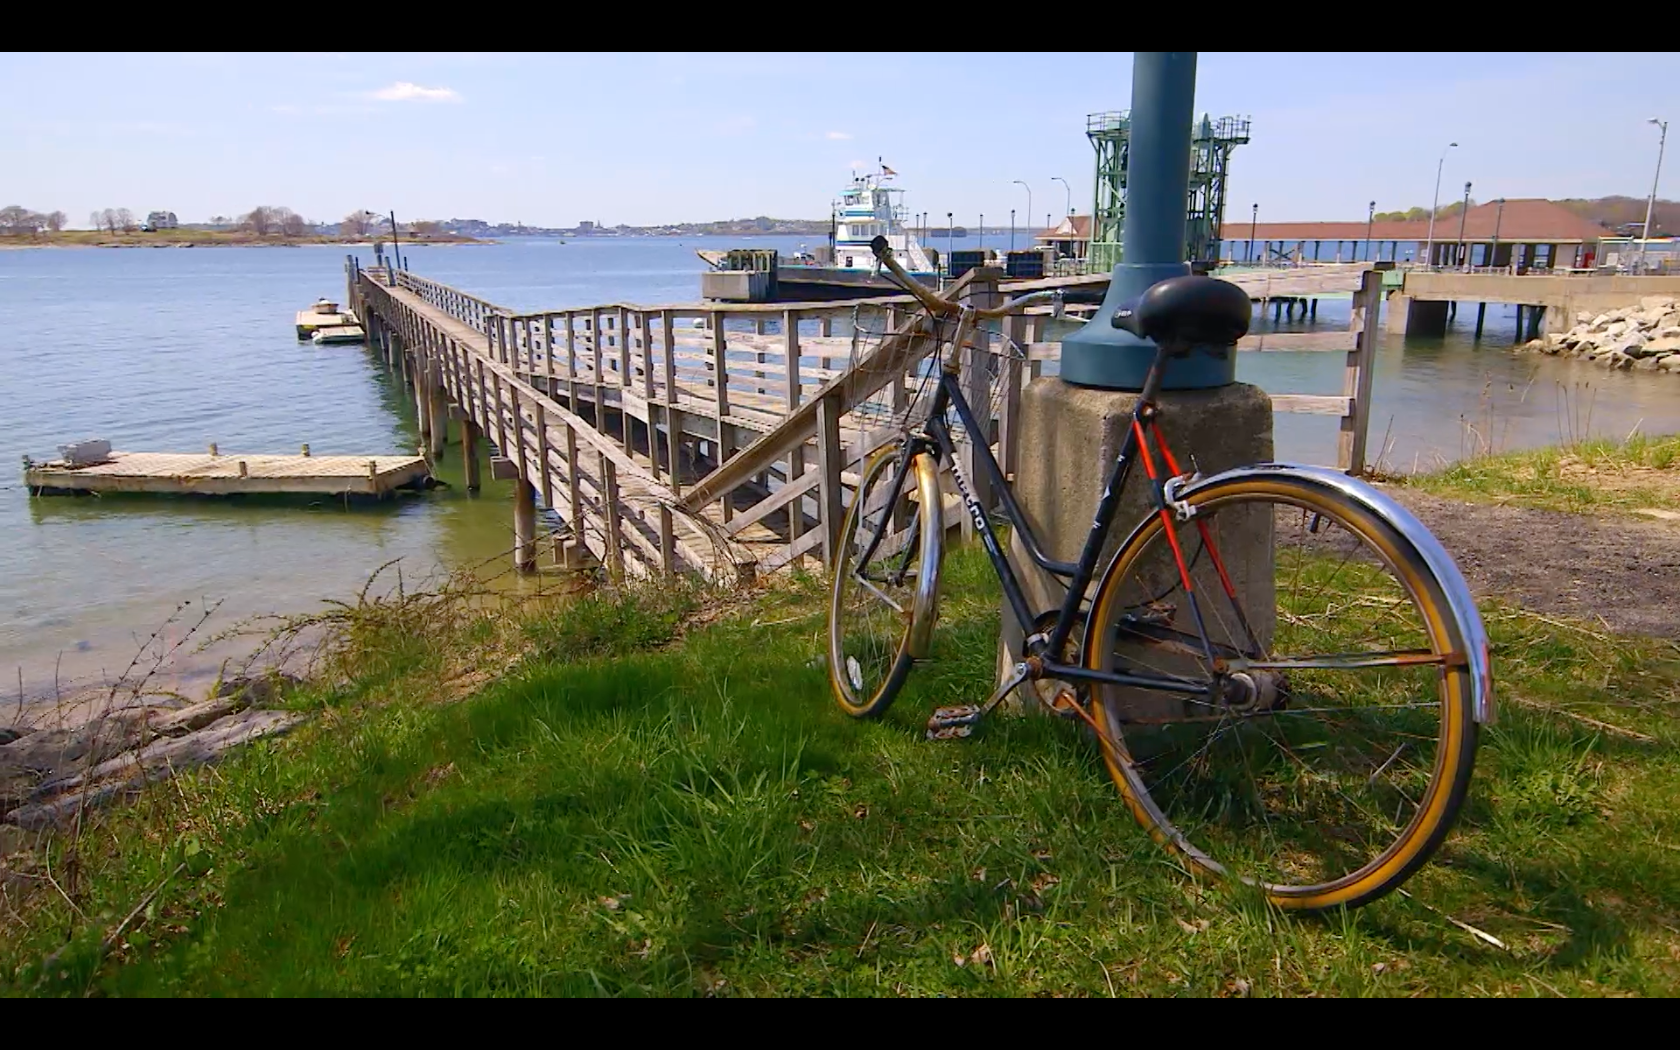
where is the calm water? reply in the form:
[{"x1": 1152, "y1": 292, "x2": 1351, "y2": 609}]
[{"x1": 4, "y1": 237, "x2": 1678, "y2": 703}]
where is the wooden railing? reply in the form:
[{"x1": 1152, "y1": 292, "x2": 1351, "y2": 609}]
[{"x1": 348, "y1": 258, "x2": 1383, "y2": 583}]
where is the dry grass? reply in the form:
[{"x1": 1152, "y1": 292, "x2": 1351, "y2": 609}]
[{"x1": 1405, "y1": 434, "x2": 1680, "y2": 517}]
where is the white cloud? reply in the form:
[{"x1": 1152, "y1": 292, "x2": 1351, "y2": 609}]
[
  {"x1": 825, "y1": 130, "x2": 852, "y2": 140},
  {"x1": 269, "y1": 104, "x2": 302, "y2": 115},
  {"x1": 370, "y1": 81, "x2": 461, "y2": 103}
]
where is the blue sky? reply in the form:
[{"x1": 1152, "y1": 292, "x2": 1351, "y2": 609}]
[{"x1": 3, "y1": 52, "x2": 1674, "y2": 228}]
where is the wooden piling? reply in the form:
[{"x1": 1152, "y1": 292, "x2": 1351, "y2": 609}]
[
  {"x1": 462, "y1": 420, "x2": 481, "y2": 492},
  {"x1": 514, "y1": 479, "x2": 538, "y2": 574}
]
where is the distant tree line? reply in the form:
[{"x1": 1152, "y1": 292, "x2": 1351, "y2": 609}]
[
  {"x1": 1373, "y1": 195, "x2": 1678, "y2": 235},
  {"x1": 1372, "y1": 201, "x2": 1479, "y2": 223},
  {"x1": 0, "y1": 206, "x2": 68, "y2": 235},
  {"x1": 4, "y1": 202, "x2": 482, "y2": 240}
]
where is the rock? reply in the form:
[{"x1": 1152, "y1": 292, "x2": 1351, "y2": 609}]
[
  {"x1": 213, "y1": 672, "x2": 300, "y2": 708},
  {"x1": 1635, "y1": 354, "x2": 1668, "y2": 371},
  {"x1": 1660, "y1": 312, "x2": 1680, "y2": 329},
  {"x1": 0, "y1": 728, "x2": 20, "y2": 746},
  {"x1": 1616, "y1": 332, "x2": 1651, "y2": 356},
  {"x1": 1644, "y1": 335, "x2": 1680, "y2": 355},
  {"x1": 1576, "y1": 311, "x2": 1594, "y2": 326},
  {"x1": 1602, "y1": 320, "x2": 1630, "y2": 339},
  {"x1": 1660, "y1": 354, "x2": 1680, "y2": 373},
  {"x1": 1640, "y1": 295, "x2": 1675, "y2": 312}
]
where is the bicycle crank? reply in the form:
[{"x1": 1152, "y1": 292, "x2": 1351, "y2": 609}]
[{"x1": 926, "y1": 658, "x2": 1034, "y2": 741}]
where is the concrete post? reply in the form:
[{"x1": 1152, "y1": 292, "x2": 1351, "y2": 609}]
[
  {"x1": 1404, "y1": 299, "x2": 1450, "y2": 337},
  {"x1": 1001, "y1": 380, "x2": 1274, "y2": 714},
  {"x1": 1384, "y1": 292, "x2": 1411, "y2": 333},
  {"x1": 513, "y1": 479, "x2": 538, "y2": 574},
  {"x1": 997, "y1": 51, "x2": 1273, "y2": 720}
]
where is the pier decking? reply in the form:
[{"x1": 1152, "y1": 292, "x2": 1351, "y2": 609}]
[
  {"x1": 347, "y1": 255, "x2": 1384, "y2": 582},
  {"x1": 25, "y1": 451, "x2": 431, "y2": 497}
]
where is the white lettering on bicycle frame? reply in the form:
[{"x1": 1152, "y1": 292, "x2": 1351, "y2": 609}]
[{"x1": 947, "y1": 456, "x2": 989, "y2": 535}]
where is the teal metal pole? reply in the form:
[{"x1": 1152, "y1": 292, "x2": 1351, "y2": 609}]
[{"x1": 1061, "y1": 52, "x2": 1230, "y2": 390}]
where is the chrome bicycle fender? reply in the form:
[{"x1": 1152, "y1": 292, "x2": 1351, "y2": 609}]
[
  {"x1": 1086, "y1": 463, "x2": 1495, "y2": 724},
  {"x1": 905, "y1": 451, "x2": 944, "y2": 659}
]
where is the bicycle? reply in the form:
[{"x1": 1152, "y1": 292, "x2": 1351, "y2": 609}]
[{"x1": 827, "y1": 236, "x2": 1493, "y2": 911}]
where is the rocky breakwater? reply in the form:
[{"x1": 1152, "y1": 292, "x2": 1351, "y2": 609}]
[{"x1": 1522, "y1": 295, "x2": 1680, "y2": 374}]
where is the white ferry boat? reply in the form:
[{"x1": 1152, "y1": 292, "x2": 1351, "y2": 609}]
[{"x1": 826, "y1": 165, "x2": 936, "y2": 276}]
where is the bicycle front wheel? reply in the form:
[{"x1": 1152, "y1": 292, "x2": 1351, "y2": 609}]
[
  {"x1": 1084, "y1": 470, "x2": 1479, "y2": 911},
  {"x1": 827, "y1": 441, "x2": 943, "y2": 718}
]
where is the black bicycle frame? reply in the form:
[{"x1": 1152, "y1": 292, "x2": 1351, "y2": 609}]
[{"x1": 863, "y1": 347, "x2": 1216, "y2": 700}]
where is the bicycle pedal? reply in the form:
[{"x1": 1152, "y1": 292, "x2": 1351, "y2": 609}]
[{"x1": 926, "y1": 704, "x2": 982, "y2": 741}]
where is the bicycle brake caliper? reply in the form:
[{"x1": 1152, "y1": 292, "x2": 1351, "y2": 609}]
[{"x1": 1163, "y1": 473, "x2": 1201, "y2": 522}]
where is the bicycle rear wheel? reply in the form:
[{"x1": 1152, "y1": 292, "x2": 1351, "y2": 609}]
[
  {"x1": 1084, "y1": 471, "x2": 1479, "y2": 911},
  {"x1": 827, "y1": 441, "x2": 943, "y2": 718}
]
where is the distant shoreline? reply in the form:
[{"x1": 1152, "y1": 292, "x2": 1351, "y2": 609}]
[{"x1": 0, "y1": 232, "x2": 491, "y2": 250}]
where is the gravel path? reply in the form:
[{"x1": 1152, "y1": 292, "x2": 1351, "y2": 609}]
[{"x1": 1387, "y1": 488, "x2": 1680, "y2": 637}]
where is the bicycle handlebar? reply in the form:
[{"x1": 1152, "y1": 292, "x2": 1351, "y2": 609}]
[{"x1": 869, "y1": 235, "x2": 1061, "y2": 321}]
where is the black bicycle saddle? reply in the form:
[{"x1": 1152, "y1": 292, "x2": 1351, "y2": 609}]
[{"x1": 1110, "y1": 275, "x2": 1252, "y2": 347}]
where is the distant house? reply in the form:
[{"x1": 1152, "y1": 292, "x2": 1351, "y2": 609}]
[
  {"x1": 1036, "y1": 214, "x2": 1092, "y2": 259},
  {"x1": 143, "y1": 210, "x2": 179, "y2": 231}
]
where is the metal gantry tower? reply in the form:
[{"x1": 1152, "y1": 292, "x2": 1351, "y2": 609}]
[{"x1": 1086, "y1": 111, "x2": 1251, "y2": 270}]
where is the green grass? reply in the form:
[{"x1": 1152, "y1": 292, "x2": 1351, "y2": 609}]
[
  {"x1": 4, "y1": 546, "x2": 1680, "y2": 996},
  {"x1": 1405, "y1": 434, "x2": 1680, "y2": 515}
]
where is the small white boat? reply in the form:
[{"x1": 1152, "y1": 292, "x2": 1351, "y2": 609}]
[{"x1": 296, "y1": 298, "x2": 358, "y2": 339}]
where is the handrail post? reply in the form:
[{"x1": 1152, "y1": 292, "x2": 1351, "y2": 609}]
[
  {"x1": 959, "y1": 270, "x2": 1003, "y2": 515},
  {"x1": 783, "y1": 308, "x2": 805, "y2": 555},
  {"x1": 711, "y1": 309, "x2": 731, "y2": 523},
  {"x1": 816, "y1": 392, "x2": 843, "y2": 568},
  {"x1": 662, "y1": 308, "x2": 683, "y2": 496},
  {"x1": 1337, "y1": 268, "x2": 1383, "y2": 474}
]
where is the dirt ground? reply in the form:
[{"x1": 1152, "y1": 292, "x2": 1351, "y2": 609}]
[{"x1": 1387, "y1": 487, "x2": 1680, "y2": 638}]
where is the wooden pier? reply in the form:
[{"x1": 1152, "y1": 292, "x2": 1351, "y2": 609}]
[
  {"x1": 25, "y1": 451, "x2": 431, "y2": 497},
  {"x1": 345, "y1": 255, "x2": 1383, "y2": 583}
]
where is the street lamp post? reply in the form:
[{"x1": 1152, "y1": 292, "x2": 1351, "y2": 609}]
[
  {"x1": 1639, "y1": 117, "x2": 1668, "y2": 273},
  {"x1": 1365, "y1": 200, "x2": 1375, "y2": 262},
  {"x1": 1249, "y1": 202, "x2": 1258, "y2": 263},
  {"x1": 946, "y1": 211, "x2": 953, "y2": 279},
  {"x1": 1423, "y1": 141, "x2": 1459, "y2": 269},
  {"x1": 979, "y1": 213, "x2": 984, "y2": 253},
  {"x1": 1051, "y1": 176, "x2": 1072, "y2": 216},
  {"x1": 1491, "y1": 197, "x2": 1506, "y2": 270},
  {"x1": 1010, "y1": 208, "x2": 1016, "y2": 252},
  {"x1": 1455, "y1": 181, "x2": 1472, "y2": 271},
  {"x1": 1012, "y1": 180, "x2": 1032, "y2": 244}
]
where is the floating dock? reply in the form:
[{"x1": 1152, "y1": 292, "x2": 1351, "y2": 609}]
[
  {"x1": 25, "y1": 451, "x2": 432, "y2": 498},
  {"x1": 296, "y1": 302, "x2": 358, "y2": 339},
  {"x1": 311, "y1": 324, "x2": 366, "y2": 345}
]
